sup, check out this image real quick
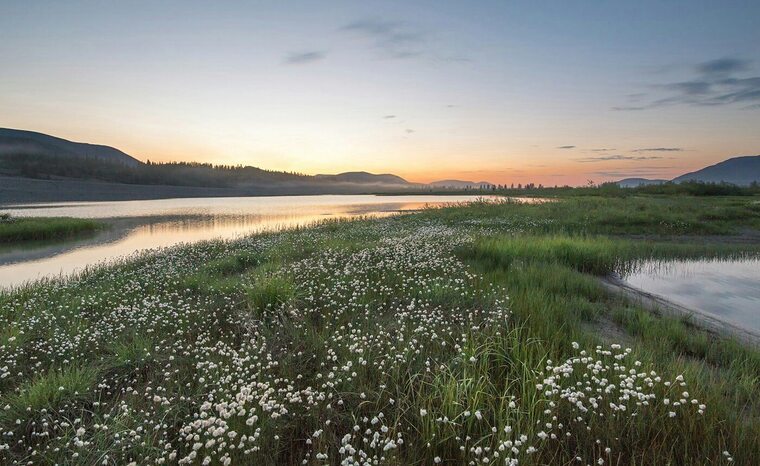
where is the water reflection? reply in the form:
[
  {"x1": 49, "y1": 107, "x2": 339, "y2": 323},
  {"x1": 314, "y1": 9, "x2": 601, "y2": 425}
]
[
  {"x1": 2, "y1": 195, "x2": 498, "y2": 219},
  {"x1": 622, "y1": 258, "x2": 760, "y2": 333},
  {"x1": 0, "y1": 195, "x2": 500, "y2": 288}
]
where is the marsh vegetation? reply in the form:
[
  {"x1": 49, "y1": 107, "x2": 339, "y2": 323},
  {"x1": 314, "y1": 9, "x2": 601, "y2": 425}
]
[
  {"x1": 0, "y1": 195, "x2": 758, "y2": 465},
  {"x1": 0, "y1": 214, "x2": 102, "y2": 244}
]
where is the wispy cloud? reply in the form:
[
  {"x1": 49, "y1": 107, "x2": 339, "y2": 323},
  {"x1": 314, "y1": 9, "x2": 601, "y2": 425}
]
[
  {"x1": 577, "y1": 155, "x2": 664, "y2": 163},
  {"x1": 434, "y1": 55, "x2": 472, "y2": 64},
  {"x1": 342, "y1": 18, "x2": 425, "y2": 59},
  {"x1": 557, "y1": 145, "x2": 576, "y2": 149},
  {"x1": 591, "y1": 148, "x2": 616, "y2": 152},
  {"x1": 459, "y1": 169, "x2": 512, "y2": 175},
  {"x1": 614, "y1": 57, "x2": 760, "y2": 111},
  {"x1": 591, "y1": 168, "x2": 674, "y2": 178},
  {"x1": 341, "y1": 17, "x2": 468, "y2": 63},
  {"x1": 632, "y1": 147, "x2": 683, "y2": 152},
  {"x1": 405, "y1": 128, "x2": 415, "y2": 133},
  {"x1": 383, "y1": 115, "x2": 396, "y2": 119},
  {"x1": 284, "y1": 51, "x2": 326, "y2": 65},
  {"x1": 696, "y1": 58, "x2": 750, "y2": 75}
]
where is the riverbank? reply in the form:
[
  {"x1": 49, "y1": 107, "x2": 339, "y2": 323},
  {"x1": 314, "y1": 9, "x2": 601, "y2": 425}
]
[
  {"x1": 600, "y1": 273, "x2": 760, "y2": 347},
  {"x1": 0, "y1": 195, "x2": 758, "y2": 465}
]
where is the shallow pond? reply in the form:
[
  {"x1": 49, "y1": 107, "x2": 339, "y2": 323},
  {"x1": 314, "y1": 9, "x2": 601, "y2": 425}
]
[
  {"x1": 622, "y1": 258, "x2": 760, "y2": 334},
  {"x1": 0, "y1": 195, "x2": 511, "y2": 288}
]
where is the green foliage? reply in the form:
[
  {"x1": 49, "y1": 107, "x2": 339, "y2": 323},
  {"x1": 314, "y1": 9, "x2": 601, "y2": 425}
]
[
  {"x1": 0, "y1": 152, "x2": 330, "y2": 188},
  {"x1": 244, "y1": 274, "x2": 296, "y2": 316},
  {"x1": 469, "y1": 234, "x2": 760, "y2": 276},
  {"x1": 0, "y1": 216, "x2": 102, "y2": 243},
  {"x1": 468, "y1": 236, "x2": 626, "y2": 274},
  {"x1": 387, "y1": 180, "x2": 760, "y2": 197},
  {"x1": 1, "y1": 194, "x2": 759, "y2": 464},
  {"x1": 631, "y1": 180, "x2": 760, "y2": 196},
  {"x1": 461, "y1": 234, "x2": 760, "y2": 465},
  {"x1": 201, "y1": 251, "x2": 261, "y2": 276},
  {"x1": 424, "y1": 194, "x2": 760, "y2": 235},
  {"x1": 0, "y1": 367, "x2": 99, "y2": 436}
]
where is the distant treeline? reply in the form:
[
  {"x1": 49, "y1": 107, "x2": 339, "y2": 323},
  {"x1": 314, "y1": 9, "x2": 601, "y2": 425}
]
[
  {"x1": 2, "y1": 152, "x2": 758, "y2": 195},
  {"x1": 480, "y1": 181, "x2": 760, "y2": 197},
  {"x1": 618, "y1": 181, "x2": 760, "y2": 196},
  {"x1": 0, "y1": 153, "x2": 316, "y2": 188}
]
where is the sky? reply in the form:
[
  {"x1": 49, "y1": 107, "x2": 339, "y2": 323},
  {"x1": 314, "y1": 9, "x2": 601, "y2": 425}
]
[{"x1": 1, "y1": 0, "x2": 759, "y2": 185}]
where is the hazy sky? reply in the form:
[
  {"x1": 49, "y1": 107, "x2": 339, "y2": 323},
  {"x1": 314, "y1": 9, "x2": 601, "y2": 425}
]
[{"x1": 2, "y1": 1, "x2": 759, "y2": 185}]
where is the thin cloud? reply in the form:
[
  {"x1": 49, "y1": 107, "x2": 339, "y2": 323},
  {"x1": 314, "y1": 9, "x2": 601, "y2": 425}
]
[
  {"x1": 591, "y1": 166, "x2": 675, "y2": 177},
  {"x1": 557, "y1": 145, "x2": 576, "y2": 149},
  {"x1": 614, "y1": 57, "x2": 760, "y2": 111},
  {"x1": 592, "y1": 171, "x2": 669, "y2": 178},
  {"x1": 383, "y1": 115, "x2": 396, "y2": 119},
  {"x1": 342, "y1": 18, "x2": 425, "y2": 59},
  {"x1": 612, "y1": 105, "x2": 647, "y2": 111},
  {"x1": 578, "y1": 155, "x2": 664, "y2": 163},
  {"x1": 341, "y1": 17, "x2": 469, "y2": 63},
  {"x1": 405, "y1": 129, "x2": 415, "y2": 133},
  {"x1": 664, "y1": 81, "x2": 711, "y2": 96},
  {"x1": 697, "y1": 58, "x2": 750, "y2": 75},
  {"x1": 284, "y1": 51, "x2": 326, "y2": 65},
  {"x1": 433, "y1": 55, "x2": 473, "y2": 64},
  {"x1": 459, "y1": 169, "x2": 511, "y2": 175},
  {"x1": 632, "y1": 147, "x2": 683, "y2": 152}
]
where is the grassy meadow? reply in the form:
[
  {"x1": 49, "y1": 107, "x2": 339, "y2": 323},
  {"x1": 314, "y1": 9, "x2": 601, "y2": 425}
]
[
  {"x1": 0, "y1": 214, "x2": 102, "y2": 243},
  {"x1": 0, "y1": 195, "x2": 759, "y2": 465}
]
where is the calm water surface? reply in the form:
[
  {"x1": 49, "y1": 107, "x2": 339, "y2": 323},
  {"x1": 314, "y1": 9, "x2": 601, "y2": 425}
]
[
  {"x1": 0, "y1": 195, "x2": 500, "y2": 288},
  {"x1": 622, "y1": 258, "x2": 760, "y2": 333}
]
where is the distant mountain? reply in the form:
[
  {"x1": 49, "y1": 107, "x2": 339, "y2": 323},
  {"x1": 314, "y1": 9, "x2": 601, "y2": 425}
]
[
  {"x1": 428, "y1": 179, "x2": 492, "y2": 188},
  {"x1": 615, "y1": 156, "x2": 760, "y2": 187},
  {"x1": 616, "y1": 178, "x2": 667, "y2": 188},
  {"x1": 1, "y1": 129, "x2": 442, "y2": 202},
  {"x1": 672, "y1": 155, "x2": 760, "y2": 186},
  {"x1": 0, "y1": 128, "x2": 141, "y2": 167},
  {"x1": 315, "y1": 171, "x2": 411, "y2": 186},
  {"x1": 0, "y1": 129, "x2": 505, "y2": 194}
]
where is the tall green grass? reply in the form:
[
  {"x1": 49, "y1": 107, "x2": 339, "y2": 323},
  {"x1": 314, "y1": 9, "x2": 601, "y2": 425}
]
[
  {"x1": 0, "y1": 216, "x2": 102, "y2": 243},
  {"x1": 460, "y1": 233, "x2": 760, "y2": 465},
  {"x1": 467, "y1": 234, "x2": 760, "y2": 275},
  {"x1": 1, "y1": 195, "x2": 759, "y2": 464},
  {"x1": 425, "y1": 194, "x2": 760, "y2": 235}
]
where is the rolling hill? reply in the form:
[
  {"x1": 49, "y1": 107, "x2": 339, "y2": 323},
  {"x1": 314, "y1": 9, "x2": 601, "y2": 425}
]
[
  {"x1": 0, "y1": 129, "x2": 495, "y2": 197},
  {"x1": 672, "y1": 155, "x2": 760, "y2": 186},
  {"x1": 616, "y1": 155, "x2": 760, "y2": 187},
  {"x1": 0, "y1": 129, "x2": 419, "y2": 192},
  {"x1": 0, "y1": 128, "x2": 141, "y2": 167},
  {"x1": 616, "y1": 178, "x2": 667, "y2": 188},
  {"x1": 0, "y1": 129, "x2": 455, "y2": 202},
  {"x1": 315, "y1": 171, "x2": 411, "y2": 186},
  {"x1": 428, "y1": 179, "x2": 493, "y2": 188}
]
